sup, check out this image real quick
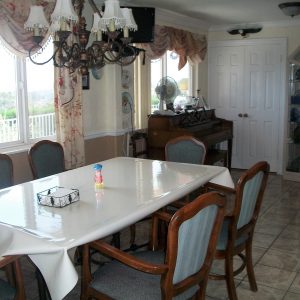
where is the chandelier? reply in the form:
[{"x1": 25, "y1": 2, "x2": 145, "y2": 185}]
[{"x1": 24, "y1": 0, "x2": 141, "y2": 76}]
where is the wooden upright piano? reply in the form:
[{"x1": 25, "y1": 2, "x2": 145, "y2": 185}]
[{"x1": 147, "y1": 109, "x2": 233, "y2": 169}]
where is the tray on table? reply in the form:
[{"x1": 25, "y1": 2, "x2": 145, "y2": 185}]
[{"x1": 37, "y1": 186, "x2": 80, "y2": 208}]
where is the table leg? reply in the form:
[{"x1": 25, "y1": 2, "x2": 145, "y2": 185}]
[
  {"x1": 111, "y1": 233, "x2": 121, "y2": 249},
  {"x1": 36, "y1": 268, "x2": 52, "y2": 300}
]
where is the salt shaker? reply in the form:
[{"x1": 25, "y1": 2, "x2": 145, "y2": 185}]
[{"x1": 94, "y1": 164, "x2": 104, "y2": 191}]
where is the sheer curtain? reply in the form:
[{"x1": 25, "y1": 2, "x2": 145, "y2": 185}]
[{"x1": 0, "y1": 0, "x2": 85, "y2": 169}]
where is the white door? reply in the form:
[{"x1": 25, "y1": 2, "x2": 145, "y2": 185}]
[
  {"x1": 208, "y1": 45, "x2": 245, "y2": 168},
  {"x1": 243, "y1": 45, "x2": 282, "y2": 171},
  {"x1": 208, "y1": 39, "x2": 286, "y2": 172}
]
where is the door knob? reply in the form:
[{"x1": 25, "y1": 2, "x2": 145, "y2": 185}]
[
  {"x1": 238, "y1": 113, "x2": 243, "y2": 117},
  {"x1": 243, "y1": 113, "x2": 248, "y2": 118}
]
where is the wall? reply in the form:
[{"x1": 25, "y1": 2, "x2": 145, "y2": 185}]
[
  {"x1": 11, "y1": 134, "x2": 126, "y2": 185},
  {"x1": 208, "y1": 25, "x2": 300, "y2": 55},
  {"x1": 194, "y1": 23, "x2": 300, "y2": 102},
  {"x1": 81, "y1": 6, "x2": 209, "y2": 165}
]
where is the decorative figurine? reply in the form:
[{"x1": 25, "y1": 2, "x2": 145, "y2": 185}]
[{"x1": 94, "y1": 164, "x2": 104, "y2": 191}]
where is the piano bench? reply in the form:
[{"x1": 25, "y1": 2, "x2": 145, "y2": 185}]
[{"x1": 206, "y1": 149, "x2": 228, "y2": 167}]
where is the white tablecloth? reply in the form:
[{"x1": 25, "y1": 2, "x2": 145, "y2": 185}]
[{"x1": 0, "y1": 157, "x2": 234, "y2": 300}]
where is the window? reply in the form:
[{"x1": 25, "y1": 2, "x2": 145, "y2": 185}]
[
  {"x1": 151, "y1": 51, "x2": 191, "y2": 112},
  {"x1": 0, "y1": 39, "x2": 55, "y2": 149}
]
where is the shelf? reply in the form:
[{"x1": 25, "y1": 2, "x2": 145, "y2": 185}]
[{"x1": 285, "y1": 63, "x2": 300, "y2": 182}]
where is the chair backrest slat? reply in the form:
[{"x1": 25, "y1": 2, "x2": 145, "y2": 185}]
[
  {"x1": 164, "y1": 192, "x2": 225, "y2": 294},
  {"x1": 233, "y1": 161, "x2": 269, "y2": 233},
  {"x1": 237, "y1": 171, "x2": 264, "y2": 229},
  {"x1": 28, "y1": 140, "x2": 65, "y2": 179},
  {"x1": 173, "y1": 204, "x2": 218, "y2": 284},
  {"x1": 165, "y1": 136, "x2": 207, "y2": 164}
]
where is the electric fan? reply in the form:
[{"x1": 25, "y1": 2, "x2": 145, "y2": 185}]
[{"x1": 155, "y1": 76, "x2": 179, "y2": 111}]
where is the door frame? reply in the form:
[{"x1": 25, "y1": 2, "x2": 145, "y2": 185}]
[{"x1": 208, "y1": 38, "x2": 287, "y2": 174}]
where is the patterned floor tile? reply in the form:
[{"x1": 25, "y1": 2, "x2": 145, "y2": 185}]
[
  {"x1": 271, "y1": 237, "x2": 300, "y2": 254},
  {"x1": 259, "y1": 248, "x2": 300, "y2": 272},
  {"x1": 206, "y1": 278, "x2": 241, "y2": 300},
  {"x1": 279, "y1": 224, "x2": 300, "y2": 240},
  {"x1": 236, "y1": 282, "x2": 285, "y2": 300},
  {"x1": 252, "y1": 232, "x2": 277, "y2": 249},
  {"x1": 251, "y1": 264, "x2": 297, "y2": 291},
  {"x1": 284, "y1": 291, "x2": 300, "y2": 300},
  {"x1": 289, "y1": 273, "x2": 300, "y2": 294}
]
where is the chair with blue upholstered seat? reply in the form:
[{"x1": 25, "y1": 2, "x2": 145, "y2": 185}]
[
  {"x1": 81, "y1": 191, "x2": 226, "y2": 300},
  {"x1": 208, "y1": 161, "x2": 270, "y2": 300},
  {"x1": 0, "y1": 256, "x2": 26, "y2": 300},
  {"x1": 165, "y1": 135, "x2": 207, "y2": 165},
  {"x1": 28, "y1": 140, "x2": 65, "y2": 179},
  {"x1": 165, "y1": 136, "x2": 207, "y2": 208},
  {"x1": 0, "y1": 154, "x2": 13, "y2": 189}
]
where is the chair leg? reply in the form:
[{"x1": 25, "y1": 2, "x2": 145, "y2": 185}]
[
  {"x1": 36, "y1": 268, "x2": 52, "y2": 300},
  {"x1": 14, "y1": 259, "x2": 26, "y2": 300},
  {"x1": 225, "y1": 254, "x2": 238, "y2": 300},
  {"x1": 245, "y1": 238, "x2": 257, "y2": 291},
  {"x1": 197, "y1": 279, "x2": 208, "y2": 300},
  {"x1": 4, "y1": 264, "x2": 15, "y2": 285}
]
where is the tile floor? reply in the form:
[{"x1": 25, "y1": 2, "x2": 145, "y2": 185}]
[{"x1": 2, "y1": 170, "x2": 300, "y2": 299}]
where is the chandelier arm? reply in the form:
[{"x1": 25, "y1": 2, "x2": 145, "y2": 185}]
[
  {"x1": 118, "y1": 55, "x2": 137, "y2": 66},
  {"x1": 52, "y1": 41, "x2": 73, "y2": 68},
  {"x1": 118, "y1": 44, "x2": 137, "y2": 66},
  {"x1": 103, "y1": 40, "x2": 123, "y2": 63},
  {"x1": 28, "y1": 44, "x2": 57, "y2": 65}
]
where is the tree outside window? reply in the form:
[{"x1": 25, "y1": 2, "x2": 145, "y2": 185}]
[{"x1": 0, "y1": 39, "x2": 55, "y2": 147}]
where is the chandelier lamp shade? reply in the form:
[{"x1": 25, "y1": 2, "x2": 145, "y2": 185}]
[
  {"x1": 24, "y1": 0, "x2": 139, "y2": 75},
  {"x1": 278, "y1": 2, "x2": 300, "y2": 17}
]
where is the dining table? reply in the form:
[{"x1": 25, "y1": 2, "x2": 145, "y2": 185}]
[{"x1": 0, "y1": 157, "x2": 234, "y2": 300}]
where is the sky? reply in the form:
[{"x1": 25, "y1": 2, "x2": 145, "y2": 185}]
[{"x1": 0, "y1": 40, "x2": 54, "y2": 93}]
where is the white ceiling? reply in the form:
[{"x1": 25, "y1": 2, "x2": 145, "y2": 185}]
[{"x1": 116, "y1": 0, "x2": 300, "y2": 29}]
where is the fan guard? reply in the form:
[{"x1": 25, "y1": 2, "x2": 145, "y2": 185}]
[{"x1": 155, "y1": 76, "x2": 179, "y2": 111}]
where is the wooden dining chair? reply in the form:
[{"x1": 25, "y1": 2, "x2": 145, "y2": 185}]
[
  {"x1": 165, "y1": 136, "x2": 207, "y2": 209},
  {"x1": 165, "y1": 135, "x2": 207, "y2": 164},
  {"x1": 0, "y1": 255, "x2": 26, "y2": 300},
  {"x1": 28, "y1": 140, "x2": 65, "y2": 179},
  {"x1": 208, "y1": 161, "x2": 270, "y2": 300},
  {"x1": 81, "y1": 191, "x2": 226, "y2": 300},
  {"x1": 0, "y1": 153, "x2": 13, "y2": 189}
]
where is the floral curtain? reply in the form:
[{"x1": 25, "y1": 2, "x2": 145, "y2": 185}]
[
  {"x1": 54, "y1": 68, "x2": 85, "y2": 169},
  {"x1": 0, "y1": 0, "x2": 85, "y2": 169},
  {"x1": 139, "y1": 25, "x2": 207, "y2": 70}
]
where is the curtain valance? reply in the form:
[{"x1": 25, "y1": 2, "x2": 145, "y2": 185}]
[
  {"x1": 139, "y1": 25, "x2": 207, "y2": 70},
  {"x1": 0, "y1": 0, "x2": 54, "y2": 55}
]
